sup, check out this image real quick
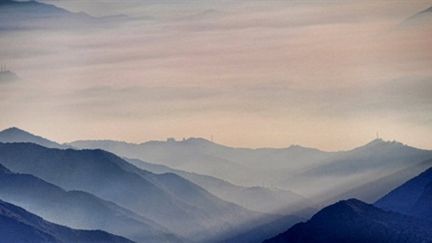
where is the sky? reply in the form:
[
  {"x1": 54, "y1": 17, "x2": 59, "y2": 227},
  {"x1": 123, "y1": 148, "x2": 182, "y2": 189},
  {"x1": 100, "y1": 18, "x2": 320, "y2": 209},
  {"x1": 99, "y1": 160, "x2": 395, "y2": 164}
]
[{"x1": 0, "y1": 0, "x2": 431, "y2": 151}]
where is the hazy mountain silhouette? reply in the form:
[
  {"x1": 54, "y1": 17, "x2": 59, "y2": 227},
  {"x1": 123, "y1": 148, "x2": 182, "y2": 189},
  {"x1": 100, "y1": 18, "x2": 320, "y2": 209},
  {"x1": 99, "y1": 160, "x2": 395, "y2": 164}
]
[
  {"x1": 303, "y1": 139, "x2": 432, "y2": 176},
  {"x1": 0, "y1": 198, "x2": 133, "y2": 243},
  {"x1": 0, "y1": 163, "x2": 180, "y2": 243},
  {"x1": 220, "y1": 215, "x2": 303, "y2": 243},
  {"x1": 0, "y1": 127, "x2": 66, "y2": 149},
  {"x1": 68, "y1": 138, "x2": 333, "y2": 188},
  {"x1": 319, "y1": 158, "x2": 432, "y2": 205},
  {"x1": 264, "y1": 199, "x2": 432, "y2": 243},
  {"x1": 126, "y1": 158, "x2": 309, "y2": 214},
  {"x1": 0, "y1": 0, "x2": 127, "y2": 30},
  {"x1": 70, "y1": 138, "x2": 264, "y2": 187},
  {"x1": 0, "y1": 70, "x2": 19, "y2": 83},
  {"x1": 70, "y1": 137, "x2": 432, "y2": 199},
  {"x1": 375, "y1": 166, "x2": 432, "y2": 220},
  {"x1": 0, "y1": 142, "x2": 258, "y2": 241},
  {"x1": 288, "y1": 138, "x2": 432, "y2": 198}
]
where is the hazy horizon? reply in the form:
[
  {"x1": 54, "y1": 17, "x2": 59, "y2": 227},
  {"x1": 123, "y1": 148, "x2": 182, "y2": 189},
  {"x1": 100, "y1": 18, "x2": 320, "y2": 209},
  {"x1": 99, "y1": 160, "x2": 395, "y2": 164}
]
[
  {"x1": 1, "y1": 0, "x2": 432, "y2": 151},
  {"x1": 1, "y1": 126, "x2": 430, "y2": 153}
]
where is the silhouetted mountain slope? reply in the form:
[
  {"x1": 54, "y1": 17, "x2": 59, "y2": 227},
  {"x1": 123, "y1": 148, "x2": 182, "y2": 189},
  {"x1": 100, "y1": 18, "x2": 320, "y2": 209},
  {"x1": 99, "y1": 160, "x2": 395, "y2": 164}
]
[
  {"x1": 220, "y1": 214, "x2": 302, "y2": 243},
  {"x1": 264, "y1": 199, "x2": 432, "y2": 243},
  {"x1": 412, "y1": 182, "x2": 432, "y2": 219},
  {"x1": 375, "y1": 166, "x2": 432, "y2": 219},
  {"x1": 0, "y1": 127, "x2": 66, "y2": 149},
  {"x1": 0, "y1": 142, "x2": 257, "y2": 241},
  {"x1": 0, "y1": 198, "x2": 133, "y2": 243},
  {"x1": 0, "y1": 163, "x2": 180, "y2": 243},
  {"x1": 126, "y1": 158, "x2": 309, "y2": 214}
]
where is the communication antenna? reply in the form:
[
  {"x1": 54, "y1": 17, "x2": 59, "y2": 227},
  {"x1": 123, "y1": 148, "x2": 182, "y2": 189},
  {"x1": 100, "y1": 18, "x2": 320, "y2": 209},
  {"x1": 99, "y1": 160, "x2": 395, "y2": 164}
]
[{"x1": 376, "y1": 131, "x2": 380, "y2": 139}]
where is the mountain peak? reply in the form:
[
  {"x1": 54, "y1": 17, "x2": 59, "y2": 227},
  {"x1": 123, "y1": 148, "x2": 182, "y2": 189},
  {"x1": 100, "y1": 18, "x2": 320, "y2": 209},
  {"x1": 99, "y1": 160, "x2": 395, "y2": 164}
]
[
  {"x1": 0, "y1": 127, "x2": 64, "y2": 149},
  {"x1": 312, "y1": 198, "x2": 371, "y2": 220},
  {"x1": 354, "y1": 138, "x2": 406, "y2": 152},
  {"x1": 1, "y1": 127, "x2": 32, "y2": 136}
]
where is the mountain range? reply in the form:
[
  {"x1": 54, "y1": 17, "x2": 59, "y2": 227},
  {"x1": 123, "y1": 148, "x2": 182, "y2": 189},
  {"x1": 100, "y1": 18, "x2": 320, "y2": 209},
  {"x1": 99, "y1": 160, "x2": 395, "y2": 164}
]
[
  {"x1": 69, "y1": 136, "x2": 432, "y2": 202},
  {"x1": 1, "y1": 126, "x2": 432, "y2": 242},
  {"x1": 0, "y1": 127, "x2": 311, "y2": 215},
  {"x1": 0, "y1": 163, "x2": 179, "y2": 243},
  {"x1": 0, "y1": 141, "x2": 261, "y2": 241}
]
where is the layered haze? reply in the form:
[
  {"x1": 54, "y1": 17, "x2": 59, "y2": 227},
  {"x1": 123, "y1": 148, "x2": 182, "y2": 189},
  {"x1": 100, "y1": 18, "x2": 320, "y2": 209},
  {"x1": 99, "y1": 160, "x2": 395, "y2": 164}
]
[{"x1": 1, "y1": 0, "x2": 432, "y2": 150}]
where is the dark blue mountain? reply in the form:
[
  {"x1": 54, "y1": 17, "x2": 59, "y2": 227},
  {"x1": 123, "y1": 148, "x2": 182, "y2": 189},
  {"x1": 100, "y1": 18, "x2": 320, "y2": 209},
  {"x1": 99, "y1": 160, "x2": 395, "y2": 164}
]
[
  {"x1": 0, "y1": 198, "x2": 133, "y2": 243},
  {"x1": 411, "y1": 182, "x2": 432, "y2": 219},
  {"x1": 375, "y1": 166, "x2": 432, "y2": 220},
  {"x1": 0, "y1": 142, "x2": 258, "y2": 241},
  {"x1": 220, "y1": 215, "x2": 302, "y2": 243},
  {"x1": 264, "y1": 199, "x2": 432, "y2": 243},
  {"x1": 0, "y1": 127, "x2": 66, "y2": 148},
  {"x1": 0, "y1": 163, "x2": 180, "y2": 243}
]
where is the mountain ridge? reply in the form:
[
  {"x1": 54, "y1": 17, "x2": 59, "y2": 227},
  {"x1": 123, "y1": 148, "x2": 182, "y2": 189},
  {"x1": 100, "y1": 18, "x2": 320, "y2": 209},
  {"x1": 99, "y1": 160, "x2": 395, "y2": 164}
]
[
  {"x1": 0, "y1": 198, "x2": 133, "y2": 243},
  {"x1": 0, "y1": 163, "x2": 180, "y2": 243},
  {"x1": 0, "y1": 141, "x2": 260, "y2": 241}
]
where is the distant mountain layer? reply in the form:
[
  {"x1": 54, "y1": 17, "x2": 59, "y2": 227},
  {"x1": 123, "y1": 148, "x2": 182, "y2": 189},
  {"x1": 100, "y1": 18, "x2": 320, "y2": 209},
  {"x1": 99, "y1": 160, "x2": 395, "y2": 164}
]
[
  {"x1": 0, "y1": 127, "x2": 66, "y2": 149},
  {"x1": 0, "y1": 127, "x2": 311, "y2": 213},
  {"x1": 126, "y1": 158, "x2": 309, "y2": 214},
  {"x1": 0, "y1": 163, "x2": 179, "y2": 243},
  {"x1": 0, "y1": 0, "x2": 126, "y2": 30},
  {"x1": 69, "y1": 138, "x2": 432, "y2": 200},
  {"x1": 264, "y1": 199, "x2": 432, "y2": 243},
  {"x1": 320, "y1": 158, "x2": 432, "y2": 205},
  {"x1": 375, "y1": 166, "x2": 432, "y2": 219},
  {"x1": 3, "y1": 126, "x2": 432, "y2": 203},
  {"x1": 0, "y1": 198, "x2": 133, "y2": 243},
  {"x1": 0, "y1": 142, "x2": 258, "y2": 241}
]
